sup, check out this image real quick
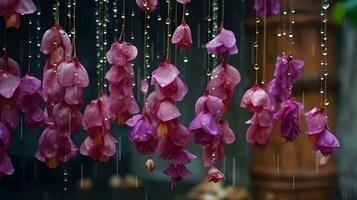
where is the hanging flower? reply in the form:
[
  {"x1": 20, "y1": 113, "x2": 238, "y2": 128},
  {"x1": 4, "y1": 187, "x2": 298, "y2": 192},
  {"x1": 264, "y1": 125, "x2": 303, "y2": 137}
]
[
  {"x1": 195, "y1": 94, "x2": 224, "y2": 117},
  {"x1": 0, "y1": 0, "x2": 36, "y2": 28},
  {"x1": 106, "y1": 41, "x2": 138, "y2": 66},
  {"x1": 189, "y1": 112, "x2": 219, "y2": 145},
  {"x1": 40, "y1": 24, "x2": 72, "y2": 67},
  {"x1": 0, "y1": 122, "x2": 13, "y2": 176},
  {"x1": 172, "y1": 21, "x2": 193, "y2": 49},
  {"x1": 52, "y1": 103, "x2": 83, "y2": 135},
  {"x1": 254, "y1": 0, "x2": 280, "y2": 18},
  {"x1": 206, "y1": 166, "x2": 225, "y2": 183},
  {"x1": 305, "y1": 107, "x2": 340, "y2": 156},
  {"x1": 176, "y1": 0, "x2": 191, "y2": 4},
  {"x1": 206, "y1": 28, "x2": 238, "y2": 56},
  {"x1": 164, "y1": 163, "x2": 192, "y2": 183},
  {"x1": 151, "y1": 62, "x2": 188, "y2": 101},
  {"x1": 207, "y1": 62, "x2": 241, "y2": 107},
  {"x1": 246, "y1": 110, "x2": 273, "y2": 149},
  {"x1": 241, "y1": 85, "x2": 272, "y2": 113},
  {"x1": 36, "y1": 127, "x2": 77, "y2": 168},
  {"x1": 135, "y1": 0, "x2": 158, "y2": 12},
  {"x1": 145, "y1": 158, "x2": 155, "y2": 172},
  {"x1": 57, "y1": 58, "x2": 89, "y2": 88},
  {"x1": 126, "y1": 114, "x2": 159, "y2": 155},
  {"x1": 267, "y1": 55, "x2": 304, "y2": 105},
  {"x1": 273, "y1": 98, "x2": 303, "y2": 142}
]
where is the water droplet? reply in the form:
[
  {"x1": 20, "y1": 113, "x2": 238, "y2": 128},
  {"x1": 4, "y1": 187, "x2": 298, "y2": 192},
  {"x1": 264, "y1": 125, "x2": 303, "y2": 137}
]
[
  {"x1": 183, "y1": 57, "x2": 188, "y2": 63},
  {"x1": 253, "y1": 64, "x2": 259, "y2": 70},
  {"x1": 157, "y1": 15, "x2": 162, "y2": 21},
  {"x1": 322, "y1": 1, "x2": 329, "y2": 10},
  {"x1": 253, "y1": 41, "x2": 258, "y2": 48},
  {"x1": 320, "y1": 89, "x2": 324, "y2": 94},
  {"x1": 324, "y1": 100, "x2": 330, "y2": 106}
]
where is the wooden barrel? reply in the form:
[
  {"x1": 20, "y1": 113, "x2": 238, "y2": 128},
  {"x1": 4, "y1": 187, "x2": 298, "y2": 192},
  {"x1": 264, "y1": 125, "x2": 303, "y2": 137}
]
[{"x1": 246, "y1": 1, "x2": 338, "y2": 199}]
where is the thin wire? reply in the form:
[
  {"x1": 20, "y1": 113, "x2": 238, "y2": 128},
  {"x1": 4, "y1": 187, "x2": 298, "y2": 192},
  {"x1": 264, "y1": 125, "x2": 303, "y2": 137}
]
[
  {"x1": 72, "y1": 0, "x2": 77, "y2": 57},
  {"x1": 221, "y1": 0, "x2": 225, "y2": 27},
  {"x1": 119, "y1": 0, "x2": 126, "y2": 40},
  {"x1": 143, "y1": 11, "x2": 148, "y2": 106},
  {"x1": 56, "y1": 0, "x2": 60, "y2": 24},
  {"x1": 182, "y1": 4, "x2": 185, "y2": 21},
  {"x1": 3, "y1": 26, "x2": 7, "y2": 54},
  {"x1": 165, "y1": 0, "x2": 171, "y2": 61},
  {"x1": 262, "y1": 15, "x2": 267, "y2": 85}
]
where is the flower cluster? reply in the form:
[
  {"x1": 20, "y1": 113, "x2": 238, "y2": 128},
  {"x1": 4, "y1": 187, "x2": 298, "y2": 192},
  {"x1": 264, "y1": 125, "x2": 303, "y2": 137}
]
[
  {"x1": 241, "y1": 85, "x2": 273, "y2": 149},
  {"x1": 106, "y1": 41, "x2": 139, "y2": 124},
  {"x1": 190, "y1": 27, "x2": 240, "y2": 183},
  {"x1": 305, "y1": 107, "x2": 340, "y2": 164},
  {"x1": 0, "y1": 0, "x2": 36, "y2": 28},
  {"x1": 254, "y1": 0, "x2": 280, "y2": 18},
  {"x1": 36, "y1": 24, "x2": 89, "y2": 168}
]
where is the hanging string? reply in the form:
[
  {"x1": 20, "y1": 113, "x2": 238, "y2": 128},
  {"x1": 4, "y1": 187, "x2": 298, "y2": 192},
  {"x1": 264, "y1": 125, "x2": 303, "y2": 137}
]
[
  {"x1": 55, "y1": 0, "x2": 60, "y2": 24},
  {"x1": 253, "y1": 14, "x2": 260, "y2": 85},
  {"x1": 220, "y1": 0, "x2": 224, "y2": 27},
  {"x1": 182, "y1": 4, "x2": 186, "y2": 21},
  {"x1": 72, "y1": 0, "x2": 77, "y2": 57},
  {"x1": 3, "y1": 26, "x2": 7, "y2": 54},
  {"x1": 206, "y1": 0, "x2": 212, "y2": 84},
  {"x1": 321, "y1": 0, "x2": 329, "y2": 107},
  {"x1": 119, "y1": 0, "x2": 126, "y2": 40},
  {"x1": 288, "y1": 0, "x2": 295, "y2": 55},
  {"x1": 27, "y1": 18, "x2": 33, "y2": 73},
  {"x1": 262, "y1": 0, "x2": 267, "y2": 85},
  {"x1": 165, "y1": 0, "x2": 172, "y2": 61},
  {"x1": 143, "y1": 10, "x2": 151, "y2": 105}
]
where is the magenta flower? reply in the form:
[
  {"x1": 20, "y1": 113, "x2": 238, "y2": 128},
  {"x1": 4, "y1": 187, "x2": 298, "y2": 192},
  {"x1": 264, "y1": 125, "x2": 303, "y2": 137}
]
[
  {"x1": 172, "y1": 21, "x2": 193, "y2": 49},
  {"x1": 80, "y1": 129, "x2": 117, "y2": 163},
  {"x1": 241, "y1": 85, "x2": 272, "y2": 112},
  {"x1": 164, "y1": 163, "x2": 192, "y2": 183},
  {"x1": 0, "y1": 56, "x2": 21, "y2": 99},
  {"x1": 57, "y1": 58, "x2": 89, "y2": 88},
  {"x1": 207, "y1": 62, "x2": 241, "y2": 107},
  {"x1": 41, "y1": 24, "x2": 72, "y2": 67},
  {"x1": 304, "y1": 107, "x2": 340, "y2": 156},
  {"x1": 140, "y1": 80, "x2": 149, "y2": 94},
  {"x1": 273, "y1": 98, "x2": 303, "y2": 142},
  {"x1": 0, "y1": 122, "x2": 13, "y2": 176},
  {"x1": 206, "y1": 28, "x2": 238, "y2": 56},
  {"x1": 36, "y1": 127, "x2": 77, "y2": 168},
  {"x1": 0, "y1": 56, "x2": 20, "y2": 76},
  {"x1": 206, "y1": 166, "x2": 225, "y2": 183},
  {"x1": 267, "y1": 55, "x2": 304, "y2": 105},
  {"x1": 126, "y1": 114, "x2": 158, "y2": 154},
  {"x1": 151, "y1": 62, "x2": 188, "y2": 101},
  {"x1": 246, "y1": 110, "x2": 273, "y2": 149},
  {"x1": 42, "y1": 68, "x2": 64, "y2": 103},
  {"x1": 189, "y1": 112, "x2": 219, "y2": 144},
  {"x1": 106, "y1": 41, "x2": 138, "y2": 66},
  {"x1": 176, "y1": 0, "x2": 191, "y2": 4},
  {"x1": 254, "y1": 0, "x2": 280, "y2": 18},
  {"x1": 52, "y1": 103, "x2": 83, "y2": 135},
  {"x1": 0, "y1": 0, "x2": 36, "y2": 28},
  {"x1": 195, "y1": 94, "x2": 224, "y2": 117},
  {"x1": 135, "y1": 0, "x2": 157, "y2": 12}
]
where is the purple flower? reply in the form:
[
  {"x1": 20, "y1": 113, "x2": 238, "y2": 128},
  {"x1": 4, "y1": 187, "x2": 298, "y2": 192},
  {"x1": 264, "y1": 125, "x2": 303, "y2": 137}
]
[
  {"x1": 313, "y1": 129, "x2": 340, "y2": 156},
  {"x1": 189, "y1": 112, "x2": 219, "y2": 145},
  {"x1": 195, "y1": 94, "x2": 224, "y2": 117},
  {"x1": 254, "y1": 0, "x2": 280, "y2": 18},
  {"x1": 273, "y1": 98, "x2": 303, "y2": 141},
  {"x1": 126, "y1": 114, "x2": 159, "y2": 155},
  {"x1": 0, "y1": 122, "x2": 13, "y2": 176},
  {"x1": 206, "y1": 28, "x2": 238, "y2": 56},
  {"x1": 164, "y1": 163, "x2": 192, "y2": 183},
  {"x1": 246, "y1": 110, "x2": 273, "y2": 149},
  {"x1": 241, "y1": 85, "x2": 272, "y2": 112}
]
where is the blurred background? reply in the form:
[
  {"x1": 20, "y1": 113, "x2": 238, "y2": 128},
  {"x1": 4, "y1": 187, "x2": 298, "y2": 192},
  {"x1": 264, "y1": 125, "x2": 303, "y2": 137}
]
[{"x1": 0, "y1": 0, "x2": 356, "y2": 199}]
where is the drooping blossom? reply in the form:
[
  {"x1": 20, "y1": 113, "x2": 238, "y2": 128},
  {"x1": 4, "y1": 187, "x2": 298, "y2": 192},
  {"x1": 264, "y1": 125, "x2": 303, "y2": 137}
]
[
  {"x1": 206, "y1": 28, "x2": 238, "y2": 56},
  {"x1": 0, "y1": 122, "x2": 13, "y2": 176},
  {"x1": 80, "y1": 94, "x2": 117, "y2": 162},
  {"x1": 135, "y1": 0, "x2": 157, "y2": 12},
  {"x1": 305, "y1": 107, "x2": 340, "y2": 157},
  {"x1": 273, "y1": 98, "x2": 303, "y2": 142},
  {"x1": 0, "y1": 0, "x2": 36, "y2": 28},
  {"x1": 207, "y1": 62, "x2": 241, "y2": 107},
  {"x1": 145, "y1": 158, "x2": 155, "y2": 172},
  {"x1": 206, "y1": 166, "x2": 225, "y2": 183},
  {"x1": 106, "y1": 40, "x2": 139, "y2": 123},
  {"x1": 176, "y1": 0, "x2": 191, "y2": 4},
  {"x1": 164, "y1": 163, "x2": 191, "y2": 184},
  {"x1": 267, "y1": 54, "x2": 304, "y2": 106},
  {"x1": 195, "y1": 94, "x2": 225, "y2": 117},
  {"x1": 254, "y1": 0, "x2": 280, "y2": 18},
  {"x1": 245, "y1": 110, "x2": 274, "y2": 149},
  {"x1": 18, "y1": 75, "x2": 45, "y2": 128},
  {"x1": 151, "y1": 62, "x2": 188, "y2": 102},
  {"x1": 36, "y1": 127, "x2": 77, "y2": 169},
  {"x1": 126, "y1": 114, "x2": 158, "y2": 155},
  {"x1": 241, "y1": 85, "x2": 272, "y2": 112},
  {"x1": 172, "y1": 21, "x2": 193, "y2": 49},
  {"x1": 40, "y1": 24, "x2": 72, "y2": 68}
]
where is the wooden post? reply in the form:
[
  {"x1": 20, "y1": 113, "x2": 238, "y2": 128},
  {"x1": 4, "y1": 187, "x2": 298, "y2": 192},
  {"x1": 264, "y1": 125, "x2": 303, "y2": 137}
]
[{"x1": 247, "y1": 1, "x2": 338, "y2": 199}]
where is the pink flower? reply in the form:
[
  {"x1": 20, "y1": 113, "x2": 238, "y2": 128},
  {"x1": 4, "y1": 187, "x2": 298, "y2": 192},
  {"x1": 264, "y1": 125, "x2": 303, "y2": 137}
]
[
  {"x1": 0, "y1": 0, "x2": 36, "y2": 28},
  {"x1": 36, "y1": 127, "x2": 77, "y2": 168},
  {"x1": 126, "y1": 114, "x2": 158, "y2": 155},
  {"x1": 176, "y1": 0, "x2": 191, "y2": 4},
  {"x1": 52, "y1": 103, "x2": 83, "y2": 135},
  {"x1": 273, "y1": 98, "x2": 303, "y2": 142},
  {"x1": 246, "y1": 110, "x2": 273, "y2": 149},
  {"x1": 313, "y1": 128, "x2": 340, "y2": 156},
  {"x1": 190, "y1": 112, "x2": 219, "y2": 144},
  {"x1": 106, "y1": 41, "x2": 138, "y2": 66},
  {"x1": 135, "y1": 0, "x2": 157, "y2": 12},
  {"x1": 195, "y1": 94, "x2": 224, "y2": 117},
  {"x1": 241, "y1": 85, "x2": 272, "y2": 112},
  {"x1": 305, "y1": 107, "x2": 328, "y2": 136},
  {"x1": 41, "y1": 24, "x2": 72, "y2": 67},
  {"x1": 141, "y1": 80, "x2": 149, "y2": 94},
  {"x1": 0, "y1": 122, "x2": 13, "y2": 176},
  {"x1": 0, "y1": 56, "x2": 20, "y2": 76},
  {"x1": 80, "y1": 129, "x2": 117, "y2": 162},
  {"x1": 207, "y1": 62, "x2": 241, "y2": 107},
  {"x1": 164, "y1": 163, "x2": 192, "y2": 183},
  {"x1": 206, "y1": 166, "x2": 225, "y2": 183},
  {"x1": 0, "y1": 71, "x2": 21, "y2": 99},
  {"x1": 57, "y1": 58, "x2": 89, "y2": 88},
  {"x1": 254, "y1": 0, "x2": 280, "y2": 18},
  {"x1": 206, "y1": 28, "x2": 238, "y2": 56},
  {"x1": 172, "y1": 21, "x2": 193, "y2": 49},
  {"x1": 42, "y1": 68, "x2": 64, "y2": 103}
]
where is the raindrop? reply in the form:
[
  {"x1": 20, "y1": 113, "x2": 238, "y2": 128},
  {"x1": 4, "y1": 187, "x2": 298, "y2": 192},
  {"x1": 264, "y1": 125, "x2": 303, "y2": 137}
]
[{"x1": 322, "y1": 1, "x2": 329, "y2": 10}]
